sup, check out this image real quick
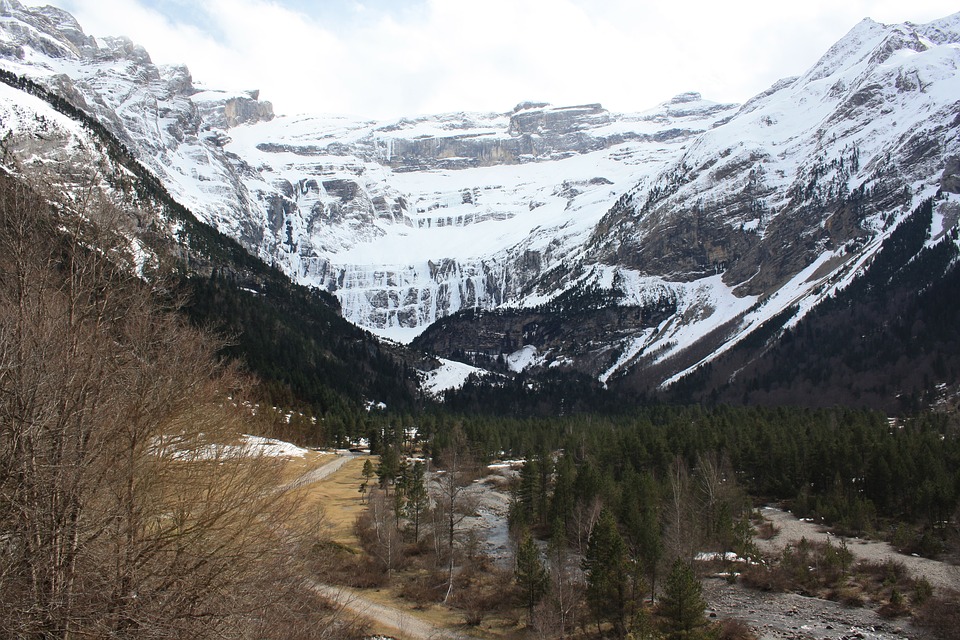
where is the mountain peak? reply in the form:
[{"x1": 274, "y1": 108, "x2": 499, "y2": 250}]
[
  {"x1": 668, "y1": 91, "x2": 703, "y2": 104},
  {"x1": 512, "y1": 101, "x2": 552, "y2": 113},
  {"x1": 919, "y1": 11, "x2": 960, "y2": 43}
]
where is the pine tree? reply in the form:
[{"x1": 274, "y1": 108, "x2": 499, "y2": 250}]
[
  {"x1": 517, "y1": 457, "x2": 541, "y2": 528},
  {"x1": 657, "y1": 558, "x2": 707, "y2": 640},
  {"x1": 549, "y1": 452, "x2": 575, "y2": 525},
  {"x1": 515, "y1": 531, "x2": 549, "y2": 625},
  {"x1": 583, "y1": 509, "x2": 629, "y2": 637},
  {"x1": 622, "y1": 471, "x2": 662, "y2": 602},
  {"x1": 406, "y1": 461, "x2": 429, "y2": 542},
  {"x1": 377, "y1": 445, "x2": 399, "y2": 491},
  {"x1": 362, "y1": 458, "x2": 375, "y2": 484}
]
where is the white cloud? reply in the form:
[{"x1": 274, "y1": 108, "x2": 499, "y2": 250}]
[{"x1": 30, "y1": 0, "x2": 960, "y2": 119}]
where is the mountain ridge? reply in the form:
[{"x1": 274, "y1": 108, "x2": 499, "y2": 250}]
[{"x1": 1, "y1": 1, "x2": 959, "y2": 407}]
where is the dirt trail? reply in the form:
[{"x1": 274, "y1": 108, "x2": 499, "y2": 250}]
[
  {"x1": 281, "y1": 451, "x2": 356, "y2": 492},
  {"x1": 756, "y1": 506, "x2": 960, "y2": 592},
  {"x1": 309, "y1": 582, "x2": 480, "y2": 639},
  {"x1": 297, "y1": 455, "x2": 481, "y2": 639}
]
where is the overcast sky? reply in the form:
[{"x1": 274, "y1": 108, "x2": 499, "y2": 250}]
[{"x1": 29, "y1": 0, "x2": 960, "y2": 119}]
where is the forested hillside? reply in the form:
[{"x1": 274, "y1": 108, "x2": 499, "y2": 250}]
[
  {"x1": 351, "y1": 402, "x2": 960, "y2": 638},
  {"x1": 0, "y1": 67, "x2": 421, "y2": 430},
  {"x1": 659, "y1": 196, "x2": 960, "y2": 412}
]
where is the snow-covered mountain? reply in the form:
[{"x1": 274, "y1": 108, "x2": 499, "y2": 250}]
[
  {"x1": 1, "y1": 0, "x2": 958, "y2": 394},
  {"x1": 224, "y1": 94, "x2": 738, "y2": 345}
]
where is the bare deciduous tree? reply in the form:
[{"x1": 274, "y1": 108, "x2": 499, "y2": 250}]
[
  {"x1": 570, "y1": 495, "x2": 603, "y2": 555},
  {"x1": 429, "y1": 426, "x2": 479, "y2": 604},
  {"x1": 0, "y1": 173, "x2": 355, "y2": 639},
  {"x1": 356, "y1": 489, "x2": 404, "y2": 576},
  {"x1": 664, "y1": 456, "x2": 699, "y2": 563}
]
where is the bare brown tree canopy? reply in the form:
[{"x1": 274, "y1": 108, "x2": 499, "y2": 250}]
[{"x1": 0, "y1": 173, "x2": 356, "y2": 639}]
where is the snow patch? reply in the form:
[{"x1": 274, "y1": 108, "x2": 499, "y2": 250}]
[
  {"x1": 419, "y1": 358, "x2": 489, "y2": 397},
  {"x1": 153, "y1": 434, "x2": 309, "y2": 461},
  {"x1": 506, "y1": 345, "x2": 539, "y2": 372}
]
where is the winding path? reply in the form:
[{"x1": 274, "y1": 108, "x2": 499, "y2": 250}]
[
  {"x1": 287, "y1": 454, "x2": 481, "y2": 639},
  {"x1": 308, "y1": 581, "x2": 480, "y2": 640}
]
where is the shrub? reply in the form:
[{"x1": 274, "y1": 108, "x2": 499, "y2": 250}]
[
  {"x1": 915, "y1": 591, "x2": 960, "y2": 639},
  {"x1": 756, "y1": 520, "x2": 780, "y2": 540},
  {"x1": 718, "y1": 618, "x2": 758, "y2": 640},
  {"x1": 913, "y1": 576, "x2": 933, "y2": 605},
  {"x1": 398, "y1": 571, "x2": 446, "y2": 608},
  {"x1": 877, "y1": 587, "x2": 909, "y2": 619}
]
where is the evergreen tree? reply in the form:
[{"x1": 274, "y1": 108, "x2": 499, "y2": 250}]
[
  {"x1": 359, "y1": 458, "x2": 375, "y2": 504},
  {"x1": 583, "y1": 509, "x2": 630, "y2": 637},
  {"x1": 361, "y1": 458, "x2": 375, "y2": 484},
  {"x1": 622, "y1": 471, "x2": 662, "y2": 602},
  {"x1": 377, "y1": 446, "x2": 400, "y2": 491},
  {"x1": 515, "y1": 457, "x2": 540, "y2": 530},
  {"x1": 657, "y1": 558, "x2": 708, "y2": 640},
  {"x1": 549, "y1": 452, "x2": 576, "y2": 525},
  {"x1": 627, "y1": 606, "x2": 663, "y2": 640},
  {"x1": 515, "y1": 531, "x2": 549, "y2": 625},
  {"x1": 406, "y1": 461, "x2": 429, "y2": 542}
]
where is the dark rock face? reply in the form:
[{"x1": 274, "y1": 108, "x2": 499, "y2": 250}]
[
  {"x1": 588, "y1": 162, "x2": 912, "y2": 297},
  {"x1": 943, "y1": 155, "x2": 960, "y2": 194},
  {"x1": 414, "y1": 301, "x2": 676, "y2": 378}
]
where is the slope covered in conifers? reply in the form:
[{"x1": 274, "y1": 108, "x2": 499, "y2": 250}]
[
  {"x1": 0, "y1": 68, "x2": 421, "y2": 427},
  {"x1": 658, "y1": 197, "x2": 960, "y2": 412}
]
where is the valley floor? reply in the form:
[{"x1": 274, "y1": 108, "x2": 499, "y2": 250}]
[{"x1": 286, "y1": 452, "x2": 958, "y2": 640}]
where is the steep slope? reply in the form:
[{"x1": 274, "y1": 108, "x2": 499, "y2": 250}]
[
  {"x1": 416, "y1": 13, "x2": 960, "y2": 391},
  {"x1": 661, "y1": 198, "x2": 960, "y2": 412},
  {"x1": 0, "y1": 0, "x2": 740, "y2": 348},
  {"x1": 0, "y1": 0, "x2": 275, "y2": 248},
  {"x1": 220, "y1": 94, "x2": 737, "y2": 343},
  {"x1": 0, "y1": 40, "x2": 419, "y2": 418},
  {"x1": 592, "y1": 15, "x2": 960, "y2": 289}
]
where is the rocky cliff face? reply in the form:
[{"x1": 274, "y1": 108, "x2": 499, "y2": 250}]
[
  {"x1": 586, "y1": 16, "x2": 960, "y2": 299},
  {"x1": 1, "y1": 2, "x2": 958, "y2": 390},
  {"x1": 0, "y1": 0, "x2": 275, "y2": 252},
  {"x1": 195, "y1": 89, "x2": 274, "y2": 130},
  {"x1": 402, "y1": 14, "x2": 960, "y2": 384},
  {"x1": 210, "y1": 92, "x2": 736, "y2": 344}
]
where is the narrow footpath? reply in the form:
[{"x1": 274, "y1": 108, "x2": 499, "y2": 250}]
[
  {"x1": 308, "y1": 582, "x2": 480, "y2": 640},
  {"x1": 281, "y1": 451, "x2": 356, "y2": 492}
]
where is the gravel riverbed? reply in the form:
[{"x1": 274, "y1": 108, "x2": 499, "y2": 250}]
[
  {"x1": 703, "y1": 506, "x2": 960, "y2": 640},
  {"x1": 704, "y1": 578, "x2": 933, "y2": 640}
]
